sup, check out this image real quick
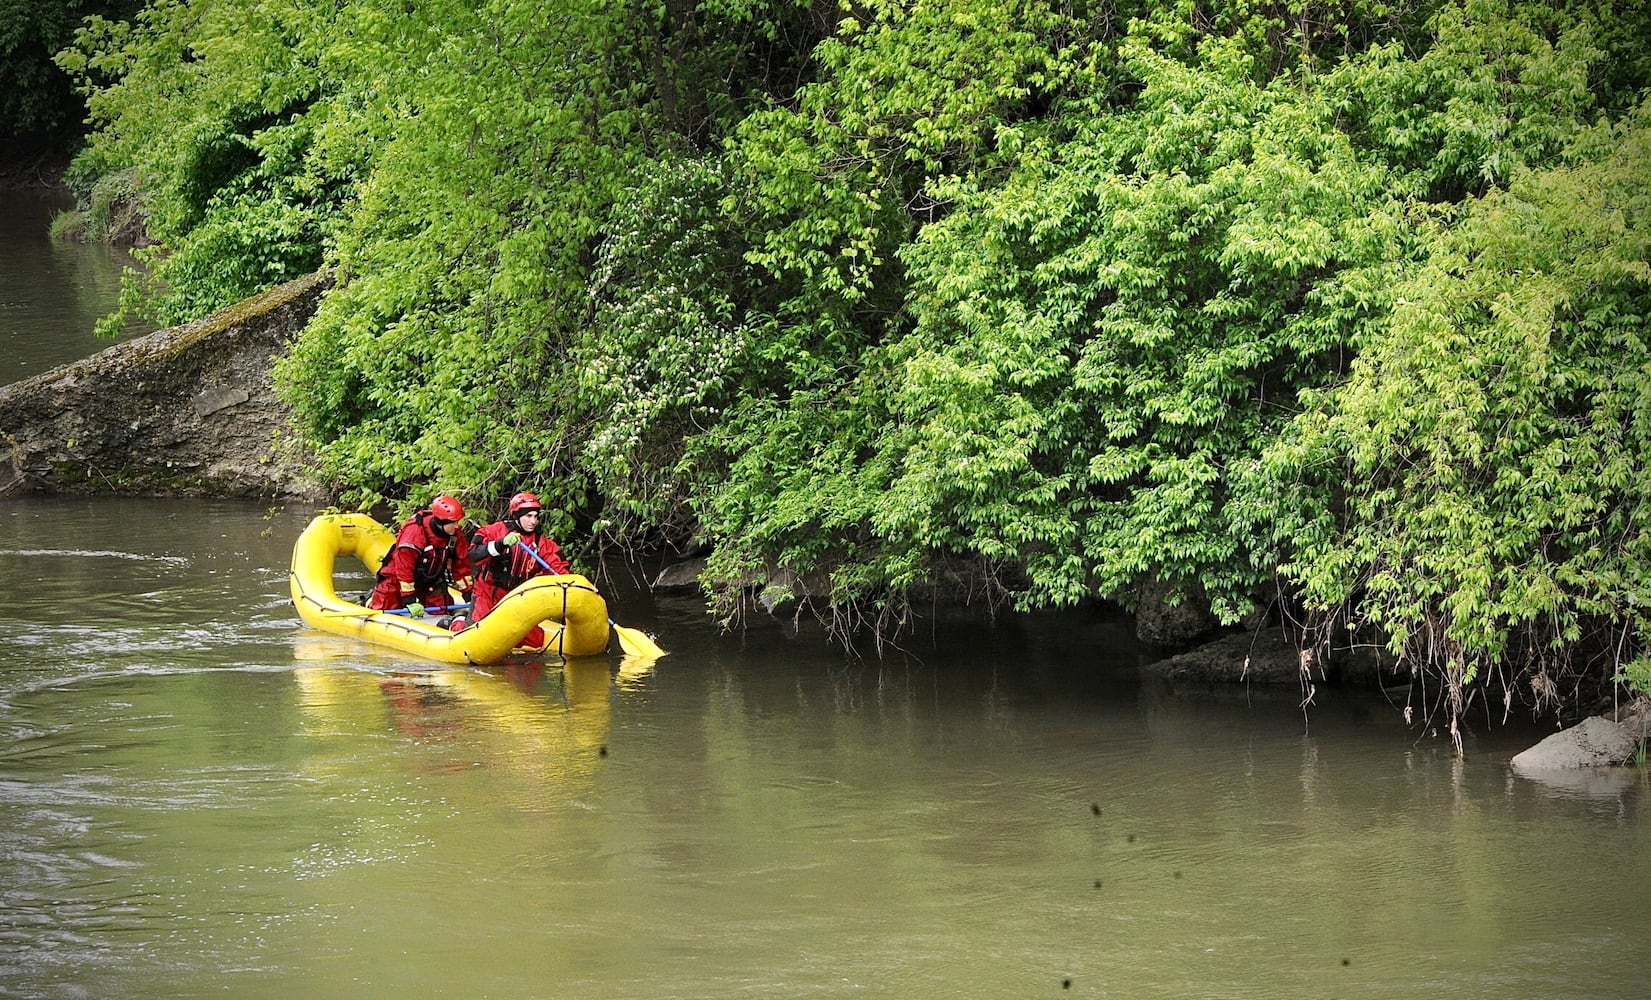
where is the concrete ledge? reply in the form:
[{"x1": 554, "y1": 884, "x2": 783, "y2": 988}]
[{"x1": 0, "y1": 272, "x2": 330, "y2": 499}]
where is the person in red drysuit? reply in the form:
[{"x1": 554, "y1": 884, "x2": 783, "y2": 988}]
[
  {"x1": 367, "y1": 494, "x2": 475, "y2": 616},
  {"x1": 468, "y1": 491, "x2": 570, "y2": 644}
]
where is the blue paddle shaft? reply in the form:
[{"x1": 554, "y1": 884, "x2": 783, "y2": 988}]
[
  {"x1": 515, "y1": 541, "x2": 614, "y2": 629},
  {"x1": 513, "y1": 539, "x2": 630, "y2": 636},
  {"x1": 517, "y1": 539, "x2": 556, "y2": 573}
]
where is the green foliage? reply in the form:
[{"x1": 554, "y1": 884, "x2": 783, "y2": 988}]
[
  {"x1": 879, "y1": 30, "x2": 1409, "y2": 619},
  {"x1": 1326, "y1": 0, "x2": 1649, "y2": 199},
  {"x1": 0, "y1": 0, "x2": 77, "y2": 135},
  {"x1": 0, "y1": 0, "x2": 141, "y2": 138},
  {"x1": 1286, "y1": 101, "x2": 1651, "y2": 696},
  {"x1": 275, "y1": 0, "x2": 823, "y2": 515},
  {"x1": 578, "y1": 153, "x2": 754, "y2": 538},
  {"x1": 65, "y1": 0, "x2": 1651, "y2": 715},
  {"x1": 60, "y1": 0, "x2": 349, "y2": 332},
  {"x1": 729, "y1": 0, "x2": 1078, "y2": 309},
  {"x1": 680, "y1": 0, "x2": 1088, "y2": 613}
]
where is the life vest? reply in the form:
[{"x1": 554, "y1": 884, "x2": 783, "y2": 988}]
[
  {"x1": 470, "y1": 519, "x2": 567, "y2": 592},
  {"x1": 379, "y1": 512, "x2": 470, "y2": 593}
]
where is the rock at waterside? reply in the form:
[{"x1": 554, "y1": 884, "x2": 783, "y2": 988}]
[
  {"x1": 0, "y1": 272, "x2": 329, "y2": 499},
  {"x1": 1510, "y1": 715, "x2": 1644, "y2": 772},
  {"x1": 652, "y1": 557, "x2": 707, "y2": 590}
]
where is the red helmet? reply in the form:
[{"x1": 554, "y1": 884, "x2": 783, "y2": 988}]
[
  {"x1": 508, "y1": 491, "x2": 542, "y2": 516},
  {"x1": 430, "y1": 495, "x2": 464, "y2": 521}
]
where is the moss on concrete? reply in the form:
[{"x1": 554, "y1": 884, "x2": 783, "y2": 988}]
[{"x1": 1, "y1": 271, "x2": 332, "y2": 500}]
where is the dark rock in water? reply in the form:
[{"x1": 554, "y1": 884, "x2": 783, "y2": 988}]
[
  {"x1": 1133, "y1": 577, "x2": 1223, "y2": 647},
  {"x1": 0, "y1": 272, "x2": 329, "y2": 499},
  {"x1": 652, "y1": 557, "x2": 707, "y2": 590},
  {"x1": 1146, "y1": 629, "x2": 1308, "y2": 686},
  {"x1": 1144, "y1": 624, "x2": 1410, "y2": 690}
]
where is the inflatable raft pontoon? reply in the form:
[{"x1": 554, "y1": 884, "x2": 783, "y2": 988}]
[{"x1": 289, "y1": 512, "x2": 614, "y2": 665}]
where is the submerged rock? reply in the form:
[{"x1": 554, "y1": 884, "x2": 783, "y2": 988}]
[{"x1": 1144, "y1": 627, "x2": 1408, "y2": 690}]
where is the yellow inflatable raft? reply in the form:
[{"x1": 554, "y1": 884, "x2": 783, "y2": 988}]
[{"x1": 289, "y1": 512, "x2": 613, "y2": 665}]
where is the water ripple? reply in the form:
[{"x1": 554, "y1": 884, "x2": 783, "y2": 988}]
[{"x1": 0, "y1": 548, "x2": 190, "y2": 565}]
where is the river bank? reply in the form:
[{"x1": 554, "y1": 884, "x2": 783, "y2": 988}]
[
  {"x1": 0, "y1": 138, "x2": 72, "y2": 192},
  {"x1": 2, "y1": 192, "x2": 1642, "y2": 766}
]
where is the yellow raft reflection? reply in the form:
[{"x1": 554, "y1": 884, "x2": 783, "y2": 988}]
[
  {"x1": 294, "y1": 660, "x2": 613, "y2": 749},
  {"x1": 292, "y1": 660, "x2": 626, "y2": 798},
  {"x1": 290, "y1": 512, "x2": 612, "y2": 665}
]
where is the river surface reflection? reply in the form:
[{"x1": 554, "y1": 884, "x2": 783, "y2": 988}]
[
  {"x1": 1, "y1": 188, "x2": 147, "y2": 388},
  {"x1": 1, "y1": 496, "x2": 1647, "y2": 999}
]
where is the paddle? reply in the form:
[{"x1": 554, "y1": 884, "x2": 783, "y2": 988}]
[
  {"x1": 514, "y1": 538, "x2": 666, "y2": 659},
  {"x1": 607, "y1": 617, "x2": 667, "y2": 660},
  {"x1": 322, "y1": 603, "x2": 470, "y2": 618}
]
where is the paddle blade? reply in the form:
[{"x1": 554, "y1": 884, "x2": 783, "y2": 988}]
[{"x1": 611, "y1": 621, "x2": 665, "y2": 659}]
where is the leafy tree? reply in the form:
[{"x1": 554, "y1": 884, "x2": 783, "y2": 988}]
[
  {"x1": 869, "y1": 26, "x2": 1407, "y2": 622},
  {"x1": 58, "y1": 0, "x2": 347, "y2": 328},
  {"x1": 277, "y1": 0, "x2": 826, "y2": 518},
  {"x1": 665, "y1": 0, "x2": 1093, "y2": 619},
  {"x1": 0, "y1": 0, "x2": 142, "y2": 143},
  {"x1": 60, "y1": 0, "x2": 1651, "y2": 723},
  {"x1": 1280, "y1": 103, "x2": 1651, "y2": 727}
]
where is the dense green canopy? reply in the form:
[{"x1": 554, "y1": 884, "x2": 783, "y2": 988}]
[
  {"x1": 58, "y1": 0, "x2": 1651, "y2": 718},
  {"x1": 0, "y1": 0, "x2": 139, "y2": 145}
]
